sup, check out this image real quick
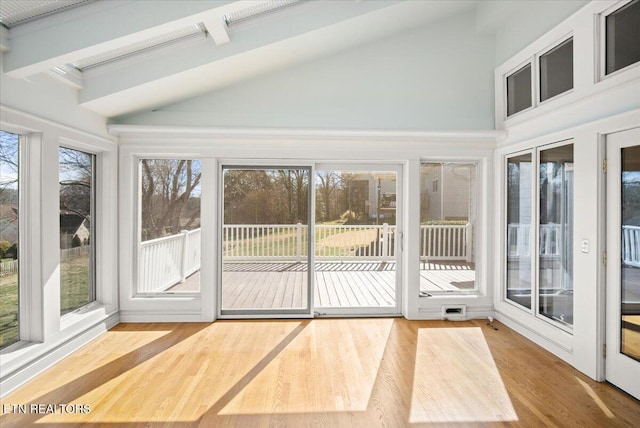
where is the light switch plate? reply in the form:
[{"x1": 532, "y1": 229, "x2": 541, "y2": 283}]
[{"x1": 581, "y1": 239, "x2": 589, "y2": 253}]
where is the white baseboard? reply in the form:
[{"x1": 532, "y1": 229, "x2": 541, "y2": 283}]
[
  {"x1": 118, "y1": 310, "x2": 204, "y2": 323},
  {"x1": 415, "y1": 305, "x2": 494, "y2": 320},
  {"x1": 0, "y1": 312, "x2": 120, "y2": 398},
  {"x1": 495, "y1": 309, "x2": 574, "y2": 365}
]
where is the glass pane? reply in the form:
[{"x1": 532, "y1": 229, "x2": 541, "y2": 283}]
[
  {"x1": 419, "y1": 163, "x2": 476, "y2": 295},
  {"x1": 0, "y1": 131, "x2": 19, "y2": 349},
  {"x1": 621, "y1": 145, "x2": 640, "y2": 361},
  {"x1": 222, "y1": 168, "x2": 310, "y2": 312},
  {"x1": 540, "y1": 38, "x2": 573, "y2": 102},
  {"x1": 59, "y1": 147, "x2": 95, "y2": 315},
  {"x1": 139, "y1": 159, "x2": 201, "y2": 293},
  {"x1": 606, "y1": 0, "x2": 640, "y2": 75},
  {"x1": 507, "y1": 64, "x2": 532, "y2": 116},
  {"x1": 506, "y1": 154, "x2": 532, "y2": 309},
  {"x1": 315, "y1": 170, "x2": 397, "y2": 308},
  {"x1": 539, "y1": 144, "x2": 574, "y2": 326}
]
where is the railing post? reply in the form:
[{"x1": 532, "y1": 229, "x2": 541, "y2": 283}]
[
  {"x1": 382, "y1": 223, "x2": 389, "y2": 261},
  {"x1": 296, "y1": 223, "x2": 302, "y2": 262},
  {"x1": 180, "y1": 229, "x2": 189, "y2": 282},
  {"x1": 465, "y1": 223, "x2": 473, "y2": 263}
]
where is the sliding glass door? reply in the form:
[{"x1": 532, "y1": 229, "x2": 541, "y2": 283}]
[
  {"x1": 314, "y1": 164, "x2": 402, "y2": 315},
  {"x1": 220, "y1": 166, "x2": 312, "y2": 316}
]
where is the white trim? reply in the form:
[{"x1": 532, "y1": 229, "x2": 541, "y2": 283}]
[
  {"x1": 108, "y1": 125, "x2": 505, "y2": 145},
  {"x1": 596, "y1": 0, "x2": 639, "y2": 82}
]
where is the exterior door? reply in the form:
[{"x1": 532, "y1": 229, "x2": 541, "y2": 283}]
[{"x1": 606, "y1": 127, "x2": 640, "y2": 399}]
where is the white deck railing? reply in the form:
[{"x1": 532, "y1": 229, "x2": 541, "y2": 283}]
[
  {"x1": 138, "y1": 223, "x2": 473, "y2": 292},
  {"x1": 507, "y1": 224, "x2": 563, "y2": 258},
  {"x1": 138, "y1": 229, "x2": 201, "y2": 293},
  {"x1": 420, "y1": 224, "x2": 472, "y2": 262},
  {"x1": 0, "y1": 259, "x2": 18, "y2": 277},
  {"x1": 623, "y1": 225, "x2": 640, "y2": 268}
]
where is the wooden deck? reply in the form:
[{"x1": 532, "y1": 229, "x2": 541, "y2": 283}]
[{"x1": 169, "y1": 261, "x2": 476, "y2": 308}]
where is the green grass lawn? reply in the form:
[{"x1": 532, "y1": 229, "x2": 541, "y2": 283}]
[
  {"x1": 0, "y1": 272, "x2": 19, "y2": 348},
  {"x1": 1, "y1": 256, "x2": 91, "y2": 349}
]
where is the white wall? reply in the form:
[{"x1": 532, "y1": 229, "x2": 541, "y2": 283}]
[
  {"x1": 114, "y1": 11, "x2": 495, "y2": 131},
  {"x1": 490, "y1": 0, "x2": 589, "y2": 66}
]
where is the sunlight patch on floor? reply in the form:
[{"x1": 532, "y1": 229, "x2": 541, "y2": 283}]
[
  {"x1": 409, "y1": 327, "x2": 518, "y2": 423},
  {"x1": 575, "y1": 377, "x2": 615, "y2": 418},
  {"x1": 219, "y1": 318, "x2": 393, "y2": 415}
]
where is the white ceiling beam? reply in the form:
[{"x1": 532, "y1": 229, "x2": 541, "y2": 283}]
[
  {"x1": 47, "y1": 66, "x2": 84, "y2": 89},
  {"x1": 78, "y1": 1, "x2": 399, "y2": 110},
  {"x1": 2, "y1": 0, "x2": 241, "y2": 78},
  {"x1": 77, "y1": 0, "x2": 474, "y2": 117}
]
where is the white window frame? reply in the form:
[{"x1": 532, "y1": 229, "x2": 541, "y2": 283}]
[
  {"x1": 0, "y1": 106, "x2": 118, "y2": 382},
  {"x1": 57, "y1": 141, "x2": 100, "y2": 321},
  {"x1": 503, "y1": 149, "x2": 536, "y2": 315},
  {"x1": 504, "y1": 60, "x2": 535, "y2": 120},
  {"x1": 501, "y1": 139, "x2": 575, "y2": 335},
  {"x1": 418, "y1": 160, "x2": 480, "y2": 296},
  {"x1": 597, "y1": 0, "x2": 640, "y2": 82},
  {"x1": 134, "y1": 155, "x2": 204, "y2": 297},
  {"x1": 537, "y1": 33, "x2": 575, "y2": 106}
]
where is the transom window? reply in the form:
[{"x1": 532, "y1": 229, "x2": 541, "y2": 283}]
[
  {"x1": 506, "y1": 64, "x2": 532, "y2": 117},
  {"x1": 605, "y1": 0, "x2": 640, "y2": 75}
]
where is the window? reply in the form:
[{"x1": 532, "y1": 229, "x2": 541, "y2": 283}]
[
  {"x1": 506, "y1": 64, "x2": 532, "y2": 117},
  {"x1": 606, "y1": 0, "x2": 640, "y2": 75},
  {"x1": 539, "y1": 144, "x2": 574, "y2": 326},
  {"x1": 59, "y1": 147, "x2": 96, "y2": 314},
  {"x1": 0, "y1": 131, "x2": 20, "y2": 348},
  {"x1": 506, "y1": 154, "x2": 533, "y2": 309},
  {"x1": 138, "y1": 159, "x2": 201, "y2": 293},
  {"x1": 540, "y1": 38, "x2": 573, "y2": 102},
  {"x1": 419, "y1": 163, "x2": 477, "y2": 295},
  {"x1": 504, "y1": 143, "x2": 574, "y2": 329}
]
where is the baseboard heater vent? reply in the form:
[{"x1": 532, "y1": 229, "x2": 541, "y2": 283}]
[{"x1": 441, "y1": 305, "x2": 466, "y2": 320}]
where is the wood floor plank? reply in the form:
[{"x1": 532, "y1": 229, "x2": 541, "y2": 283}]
[{"x1": 1, "y1": 319, "x2": 639, "y2": 427}]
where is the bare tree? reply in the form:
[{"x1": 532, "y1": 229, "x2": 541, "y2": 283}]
[{"x1": 141, "y1": 159, "x2": 201, "y2": 240}]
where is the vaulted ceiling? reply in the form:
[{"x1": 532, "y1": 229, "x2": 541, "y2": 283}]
[{"x1": 0, "y1": 0, "x2": 583, "y2": 119}]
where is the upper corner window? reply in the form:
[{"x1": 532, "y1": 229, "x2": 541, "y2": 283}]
[
  {"x1": 506, "y1": 63, "x2": 532, "y2": 117},
  {"x1": 540, "y1": 38, "x2": 573, "y2": 102},
  {"x1": 606, "y1": 0, "x2": 640, "y2": 75}
]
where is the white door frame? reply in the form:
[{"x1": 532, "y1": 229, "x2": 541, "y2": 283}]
[
  {"x1": 605, "y1": 126, "x2": 640, "y2": 400},
  {"x1": 313, "y1": 162, "x2": 404, "y2": 317},
  {"x1": 217, "y1": 161, "x2": 315, "y2": 319}
]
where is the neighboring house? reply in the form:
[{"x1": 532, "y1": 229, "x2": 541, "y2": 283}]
[
  {"x1": 0, "y1": 204, "x2": 18, "y2": 245},
  {"x1": 59, "y1": 212, "x2": 90, "y2": 248}
]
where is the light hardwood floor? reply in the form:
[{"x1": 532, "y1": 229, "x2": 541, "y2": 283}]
[{"x1": 1, "y1": 319, "x2": 639, "y2": 427}]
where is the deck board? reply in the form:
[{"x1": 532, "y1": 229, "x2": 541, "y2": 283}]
[{"x1": 171, "y1": 261, "x2": 476, "y2": 308}]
